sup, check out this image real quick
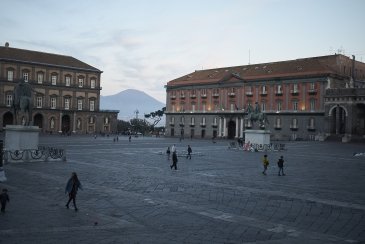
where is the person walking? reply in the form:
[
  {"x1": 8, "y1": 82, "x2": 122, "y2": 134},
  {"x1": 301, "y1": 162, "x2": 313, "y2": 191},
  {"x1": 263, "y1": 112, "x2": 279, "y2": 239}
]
[
  {"x1": 65, "y1": 172, "x2": 82, "y2": 211},
  {"x1": 166, "y1": 146, "x2": 171, "y2": 160},
  {"x1": 171, "y1": 144, "x2": 176, "y2": 153},
  {"x1": 129, "y1": 135, "x2": 132, "y2": 142},
  {"x1": 0, "y1": 188, "x2": 10, "y2": 213},
  {"x1": 262, "y1": 155, "x2": 269, "y2": 175},
  {"x1": 187, "y1": 145, "x2": 192, "y2": 159},
  {"x1": 277, "y1": 156, "x2": 285, "y2": 176},
  {"x1": 170, "y1": 151, "x2": 178, "y2": 170}
]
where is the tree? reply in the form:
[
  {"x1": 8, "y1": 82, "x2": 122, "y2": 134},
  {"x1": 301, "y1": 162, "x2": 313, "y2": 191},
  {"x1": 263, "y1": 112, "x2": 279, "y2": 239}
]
[
  {"x1": 144, "y1": 107, "x2": 166, "y2": 127},
  {"x1": 130, "y1": 118, "x2": 150, "y2": 135},
  {"x1": 117, "y1": 120, "x2": 131, "y2": 134}
]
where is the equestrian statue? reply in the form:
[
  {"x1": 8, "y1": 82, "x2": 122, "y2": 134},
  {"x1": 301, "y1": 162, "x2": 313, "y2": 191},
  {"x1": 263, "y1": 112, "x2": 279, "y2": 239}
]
[
  {"x1": 246, "y1": 102, "x2": 269, "y2": 128},
  {"x1": 12, "y1": 79, "x2": 34, "y2": 126}
]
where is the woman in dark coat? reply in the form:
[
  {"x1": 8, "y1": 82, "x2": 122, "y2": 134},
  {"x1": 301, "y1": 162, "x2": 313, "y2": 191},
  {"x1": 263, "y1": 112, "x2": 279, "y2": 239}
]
[{"x1": 65, "y1": 172, "x2": 82, "y2": 211}]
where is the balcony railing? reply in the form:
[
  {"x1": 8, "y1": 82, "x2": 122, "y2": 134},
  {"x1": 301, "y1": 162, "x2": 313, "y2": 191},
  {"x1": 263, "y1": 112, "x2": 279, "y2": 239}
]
[
  {"x1": 290, "y1": 90, "x2": 299, "y2": 95},
  {"x1": 180, "y1": 95, "x2": 185, "y2": 99},
  {"x1": 189, "y1": 123, "x2": 195, "y2": 127},
  {"x1": 246, "y1": 91, "x2": 253, "y2": 96},
  {"x1": 308, "y1": 89, "x2": 317, "y2": 95},
  {"x1": 211, "y1": 123, "x2": 218, "y2": 128},
  {"x1": 228, "y1": 92, "x2": 235, "y2": 97},
  {"x1": 275, "y1": 91, "x2": 283, "y2": 96},
  {"x1": 274, "y1": 124, "x2": 282, "y2": 130},
  {"x1": 212, "y1": 93, "x2": 219, "y2": 98},
  {"x1": 290, "y1": 125, "x2": 298, "y2": 131},
  {"x1": 201, "y1": 94, "x2": 207, "y2": 98},
  {"x1": 190, "y1": 94, "x2": 196, "y2": 99},
  {"x1": 169, "y1": 122, "x2": 175, "y2": 126},
  {"x1": 307, "y1": 125, "x2": 316, "y2": 131},
  {"x1": 170, "y1": 95, "x2": 176, "y2": 100},
  {"x1": 200, "y1": 123, "x2": 206, "y2": 127},
  {"x1": 260, "y1": 91, "x2": 267, "y2": 96}
]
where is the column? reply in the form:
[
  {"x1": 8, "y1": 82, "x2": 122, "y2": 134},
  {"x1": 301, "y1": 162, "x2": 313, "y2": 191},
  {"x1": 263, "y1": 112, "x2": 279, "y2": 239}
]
[
  {"x1": 223, "y1": 117, "x2": 227, "y2": 137},
  {"x1": 218, "y1": 117, "x2": 222, "y2": 137},
  {"x1": 235, "y1": 117, "x2": 239, "y2": 138},
  {"x1": 73, "y1": 111, "x2": 76, "y2": 133},
  {"x1": 240, "y1": 118, "x2": 244, "y2": 138},
  {"x1": 58, "y1": 112, "x2": 63, "y2": 133}
]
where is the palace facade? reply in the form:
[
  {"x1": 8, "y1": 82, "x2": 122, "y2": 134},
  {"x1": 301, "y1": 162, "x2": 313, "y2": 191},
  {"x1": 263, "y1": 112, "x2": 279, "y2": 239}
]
[
  {"x1": 0, "y1": 43, "x2": 118, "y2": 134},
  {"x1": 165, "y1": 54, "x2": 365, "y2": 141}
]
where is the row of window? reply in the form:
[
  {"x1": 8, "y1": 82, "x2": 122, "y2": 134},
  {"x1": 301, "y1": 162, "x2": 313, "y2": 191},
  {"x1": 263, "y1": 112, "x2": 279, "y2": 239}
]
[
  {"x1": 170, "y1": 99, "x2": 317, "y2": 113},
  {"x1": 5, "y1": 94, "x2": 95, "y2": 111},
  {"x1": 47, "y1": 116, "x2": 110, "y2": 130},
  {"x1": 170, "y1": 83, "x2": 317, "y2": 98},
  {"x1": 5, "y1": 70, "x2": 97, "y2": 88},
  {"x1": 169, "y1": 116, "x2": 316, "y2": 128}
]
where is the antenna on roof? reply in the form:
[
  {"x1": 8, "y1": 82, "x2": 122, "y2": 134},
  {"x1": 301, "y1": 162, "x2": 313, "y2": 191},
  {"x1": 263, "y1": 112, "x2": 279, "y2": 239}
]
[{"x1": 248, "y1": 49, "x2": 251, "y2": 65}]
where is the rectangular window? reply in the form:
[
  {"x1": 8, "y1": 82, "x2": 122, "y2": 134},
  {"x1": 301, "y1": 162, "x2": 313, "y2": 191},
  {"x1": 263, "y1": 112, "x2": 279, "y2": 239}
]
[
  {"x1": 51, "y1": 97, "x2": 56, "y2": 109},
  {"x1": 65, "y1": 77, "x2": 71, "y2": 86},
  {"x1": 262, "y1": 85, "x2": 267, "y2": 94},
  {"x1": 213, "y1": 117, "x2": 217, "y2": 125},
  {"x1": 202, "y1": 117, "x2": 206, "y2": 125},
  {"x1": 191, "y1": 117, "x2": 195, "y2": 125},
  {"x1": 89, "y1": 100, "x2": 95, "y2": 111},
  {"x1": 78, "y1": 78, "x2": 84, "y2": 87},
  {"x1": 65, "y1": 98, "x2": 70, "y2": 110},
  {"x1": 277, "y1": 84, "x2": 282, "y2": 93},
  {"x1": 7, "y1": 70, "x2": 14, "y2": 81},
  {"x1": 293, "y1": 101, "x2": 298, "y2": 111},
  {"x1": 78, "y1": 100, "x2": 83, "y2": 110},
  {"x1": 277, "y1": 101, "x2": 282, "y2": 111},
  {"x1": 261, "y1": 102, "x2": 266, "y2": 111},
  {"x1": 192, "y1": 104, "x2": 195, "y2": 112},
  {"x1": 51, "y1": 75, "x2": 57, "y2": 85},
  {"x1": 90, "y1": 79, "x2": 95, "y2": 88},
  {"x1": 293, "y1": 84, "x2": 298, "y2": 92},
  {"x1": 275, "y1": 118, "x2": 281, "y2": 128},
  {"x1": 6, "y1": 95, "x2": 12, "y2": 107},
  {"x1": 37, "y1": 73, "x2": 43, "y2": 84},
  {"x1": 201, "y1": 89, "x2": 207, "y2": 96},
  {"x1": 172, "y1": 104, "x2": 175, "y2": 112},
  {"x1": 36, "y1": 97, "x2": 42, "y2": 108},
  {"x1": 310, "y1": 99, "x2": 316, "y2": 111},
  {"x1": 23, "y1": 72, "x2": 29, "y2": 82},
  {"x1": 202, "y1": 104, "x2": 206, "y2": 112},
  {"x1": 310, "y1": 82, "x2": 315, "y2": 90},
  {"x1": 230, "y1": 104, "x2": 234, "y2": 111}
]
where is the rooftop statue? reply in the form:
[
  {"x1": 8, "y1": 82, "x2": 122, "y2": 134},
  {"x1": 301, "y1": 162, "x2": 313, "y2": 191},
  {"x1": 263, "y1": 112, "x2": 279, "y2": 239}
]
[
  {"x1": 246, "y1": 102, "x2": 269, "y2": 128},
  {"x1": 12, "y1": 79, "x2": 34, "y2": 126}
]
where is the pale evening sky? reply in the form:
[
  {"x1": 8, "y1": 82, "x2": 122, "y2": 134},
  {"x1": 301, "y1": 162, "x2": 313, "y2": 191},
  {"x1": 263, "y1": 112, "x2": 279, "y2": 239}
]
[{"x1": 1, "y1": 0, "x2": 364, "y2": 103}]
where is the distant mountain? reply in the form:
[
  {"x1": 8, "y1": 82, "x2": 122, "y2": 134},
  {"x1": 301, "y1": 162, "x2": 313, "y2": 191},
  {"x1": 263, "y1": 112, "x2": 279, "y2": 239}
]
[{"x1": 100, "y1": 89, "x2": 165, "y2": 123}]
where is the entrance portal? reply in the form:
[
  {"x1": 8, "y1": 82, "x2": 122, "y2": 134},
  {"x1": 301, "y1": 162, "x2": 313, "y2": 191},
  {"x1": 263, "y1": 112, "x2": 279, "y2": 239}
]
[
  {"x1": 227, "y1": 120, "x2": 236, "y2": 139},
  {"x1": 62, "y1": 115, "x2": 71, "y2": 134},
  {"x1": 34, "y1": 113, "x2": 43, "y2": 129},
  {"x1": 3, "y1": 112, "x2": 13, "y2": 127}
]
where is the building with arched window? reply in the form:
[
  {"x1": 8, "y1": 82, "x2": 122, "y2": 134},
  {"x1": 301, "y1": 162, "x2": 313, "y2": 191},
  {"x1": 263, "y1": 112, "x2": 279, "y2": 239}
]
[
  {"x1": 0, "y1": 43, "x2": 118, "y2": 134},
  {"x1": 165, "y1": 54, "x2": 365, "y2": 141}
]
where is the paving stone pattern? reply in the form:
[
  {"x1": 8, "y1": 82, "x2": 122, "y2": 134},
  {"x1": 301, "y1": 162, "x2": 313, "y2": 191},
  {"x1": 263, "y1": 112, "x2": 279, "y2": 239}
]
[{"x1": 0, "y1": 135, "x2": 364, "y2": 243}]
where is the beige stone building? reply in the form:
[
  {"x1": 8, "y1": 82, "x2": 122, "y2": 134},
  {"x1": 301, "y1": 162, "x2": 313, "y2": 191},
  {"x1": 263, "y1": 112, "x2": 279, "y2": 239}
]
[{"x1": 0, "y1": 43, "x2": 118, "y2": 134}]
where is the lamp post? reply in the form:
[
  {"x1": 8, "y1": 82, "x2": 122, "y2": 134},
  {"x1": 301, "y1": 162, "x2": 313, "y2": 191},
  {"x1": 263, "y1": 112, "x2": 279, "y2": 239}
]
[{"x1": 0, "y1": 140, "x2": 6, "y2": 182}]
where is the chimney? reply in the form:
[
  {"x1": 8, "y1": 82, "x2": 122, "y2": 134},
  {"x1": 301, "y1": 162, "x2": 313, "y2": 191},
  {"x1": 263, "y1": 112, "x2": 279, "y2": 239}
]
[{"x1": 5, "y1": 42, "x2": 9, "y2": 47}]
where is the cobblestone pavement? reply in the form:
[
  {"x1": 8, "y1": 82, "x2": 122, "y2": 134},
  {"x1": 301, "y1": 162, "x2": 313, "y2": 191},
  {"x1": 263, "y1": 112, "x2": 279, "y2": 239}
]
[{"x1": 0, "y1": 135, "x2": 365, "y2": 244}]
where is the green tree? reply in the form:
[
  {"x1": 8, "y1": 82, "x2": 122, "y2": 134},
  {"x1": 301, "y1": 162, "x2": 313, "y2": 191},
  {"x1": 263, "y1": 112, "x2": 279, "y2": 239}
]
[
  {"x1": 144, "y1": 107, "x2": 166, "y2": 127},
  {"x1": 117, "y1": 120, "x2": 131, "y2": 133}
]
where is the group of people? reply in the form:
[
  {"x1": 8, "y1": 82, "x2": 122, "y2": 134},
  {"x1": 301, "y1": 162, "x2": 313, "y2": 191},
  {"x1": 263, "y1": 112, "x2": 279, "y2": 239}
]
[
  {"x1": 166, "y1": 144, "x2": 193, "y2": 170},
  {"x1": 262, "y1": 155, "x2": 286, "y2": 176}
]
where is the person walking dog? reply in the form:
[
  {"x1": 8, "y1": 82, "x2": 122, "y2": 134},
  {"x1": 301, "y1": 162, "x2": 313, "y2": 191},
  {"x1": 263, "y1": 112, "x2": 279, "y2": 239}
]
[{"x1": 65, "y1": 172, "x2": 82, "y2": 211}]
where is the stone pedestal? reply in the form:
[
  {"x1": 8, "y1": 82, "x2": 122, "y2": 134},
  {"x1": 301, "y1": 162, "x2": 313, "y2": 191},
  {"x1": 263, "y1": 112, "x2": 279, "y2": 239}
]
[
  {"x1": 4, "y1": 125, "x2": 40, "y2": 151},
  {"x1": 244, "y1": 129, "x2": 271, "y2": 145}
]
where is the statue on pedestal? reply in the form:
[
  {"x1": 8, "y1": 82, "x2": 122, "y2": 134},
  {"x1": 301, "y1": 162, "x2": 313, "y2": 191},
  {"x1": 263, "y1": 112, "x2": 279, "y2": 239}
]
[
  {"x1": 12, "y1": 79, "x2": 34, "y2": 126},
  {"x1": 246, "y1": 102, "x2": 269, "y2": 128}
]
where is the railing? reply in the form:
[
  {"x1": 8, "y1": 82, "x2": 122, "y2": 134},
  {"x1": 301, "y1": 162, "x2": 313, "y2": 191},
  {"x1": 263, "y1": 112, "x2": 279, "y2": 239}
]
[{"x1": 3, "y1": 146, "x2": 66, "y2": 164}]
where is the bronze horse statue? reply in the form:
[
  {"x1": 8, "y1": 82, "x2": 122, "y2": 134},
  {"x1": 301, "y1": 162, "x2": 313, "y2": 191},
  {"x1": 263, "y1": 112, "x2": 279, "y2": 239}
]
[
  {"x1": 12, "y1": 80, "x2": 33, "y2": 126},
  {"x1": 246, "y1": 102, "x2": 269, "y2": 128}
]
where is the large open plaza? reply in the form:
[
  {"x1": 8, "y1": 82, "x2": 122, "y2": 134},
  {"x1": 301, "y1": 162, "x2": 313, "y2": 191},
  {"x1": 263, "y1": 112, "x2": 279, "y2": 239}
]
[{"x1": 0, "y1": 135, "x2": 364, "y2": 243}]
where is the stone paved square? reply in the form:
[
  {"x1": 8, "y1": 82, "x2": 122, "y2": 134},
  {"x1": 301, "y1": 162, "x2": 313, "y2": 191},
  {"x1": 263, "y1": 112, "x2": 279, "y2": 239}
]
[{"x1": 0, "y1": 135, "x2": 365, "y2": 243}]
